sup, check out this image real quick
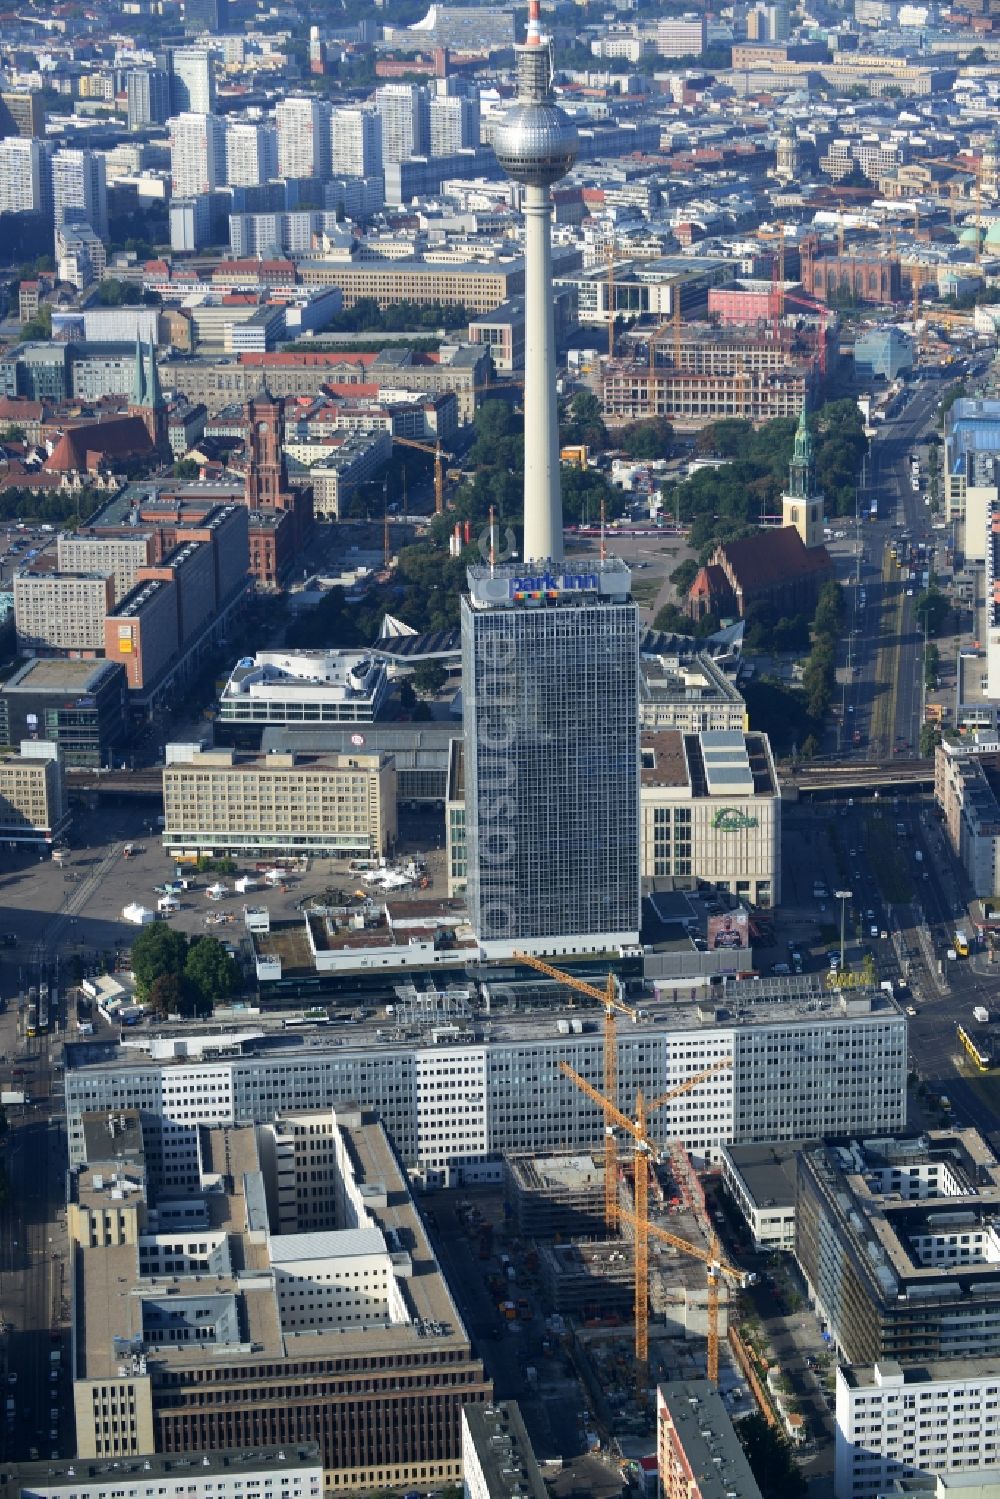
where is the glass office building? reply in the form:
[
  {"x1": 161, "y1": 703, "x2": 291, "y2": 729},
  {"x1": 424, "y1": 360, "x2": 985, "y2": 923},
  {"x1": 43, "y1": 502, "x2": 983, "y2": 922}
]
[{"x1": 461, "y1": 558, "x2": 640, "y2": 956}]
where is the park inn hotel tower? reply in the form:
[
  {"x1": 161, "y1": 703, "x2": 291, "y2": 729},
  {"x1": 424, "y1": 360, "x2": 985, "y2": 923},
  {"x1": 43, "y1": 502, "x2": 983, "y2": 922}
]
[{"x1": 462, "y1": 0, "x2": 641, "y2": 958}]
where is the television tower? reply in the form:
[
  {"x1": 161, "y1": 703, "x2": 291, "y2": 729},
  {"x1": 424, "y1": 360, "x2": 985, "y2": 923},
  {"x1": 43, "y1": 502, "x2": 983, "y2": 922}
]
[{"x1": 493, "y1": 0, "x2": 578, "y2": 564}]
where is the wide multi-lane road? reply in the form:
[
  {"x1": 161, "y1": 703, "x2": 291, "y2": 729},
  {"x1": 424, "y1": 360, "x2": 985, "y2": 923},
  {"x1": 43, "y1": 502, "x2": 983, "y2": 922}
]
[{"x1": 835, "y1": 374, "x2": 948, "y2": 762}]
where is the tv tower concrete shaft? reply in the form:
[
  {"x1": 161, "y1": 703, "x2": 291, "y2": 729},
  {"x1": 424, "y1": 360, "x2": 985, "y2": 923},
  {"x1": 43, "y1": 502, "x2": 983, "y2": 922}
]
[
  {"x1": 492, "y1": 0, "x2": 578, "y2": 565},
  {"x1": 523, "y1": 181, "x2": 563, "y2": 564}
]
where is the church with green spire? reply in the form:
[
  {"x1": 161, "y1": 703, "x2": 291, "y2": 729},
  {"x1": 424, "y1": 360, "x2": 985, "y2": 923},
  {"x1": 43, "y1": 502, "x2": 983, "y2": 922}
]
[
  {"x1": 782, "y1": 402, "x2": 823, "y2": 548},
  {"x1": 128, "y1": 338, "x2": 168, "y2": 453}
]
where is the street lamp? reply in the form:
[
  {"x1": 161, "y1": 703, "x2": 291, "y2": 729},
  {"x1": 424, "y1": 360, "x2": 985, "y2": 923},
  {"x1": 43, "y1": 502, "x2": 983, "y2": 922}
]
[{"x1": 835, "y1": 889, "x2": 853, "y2": 973}]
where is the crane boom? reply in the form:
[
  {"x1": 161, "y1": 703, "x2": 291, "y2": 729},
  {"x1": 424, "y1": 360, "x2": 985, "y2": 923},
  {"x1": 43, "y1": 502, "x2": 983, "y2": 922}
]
[
  {"x1": 513, "y1": 951, "x2": 637, "y2": 1019},
  {"x1": 559, "y1": 1061, "x2": 642, "y2": 1141},
  {"x1": 519, "y1": 952, "x2": 639, "y2": 1235},
  {"x1": 646, "y1": 1057, "x2": 733, "y2": 1115},
  {"x1": 624, "y1": 1211, "x2": 744, "y2": 1281}
]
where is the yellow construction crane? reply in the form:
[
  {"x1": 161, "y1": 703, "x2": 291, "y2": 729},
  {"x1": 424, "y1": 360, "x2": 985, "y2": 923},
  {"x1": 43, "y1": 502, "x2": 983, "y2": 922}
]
[
  {"x1": 756, "y1": 223, "x2": 786, "y2": 325},
  {"x1": 392, "y1": 435, "x2": 447, "y2": 515},
  {"x1": 619, "y1": 1214, "x2": 745, "y2": 1385},
  {"x1": 606, "y1": 239, "x2": 623, "y2": 361},
  {"x1": 559, "y1": 1056, "x2": 734, "y2": 1379},
  {"x1": 514, "y1": 951, "x2": 639, "y2": 1231}
]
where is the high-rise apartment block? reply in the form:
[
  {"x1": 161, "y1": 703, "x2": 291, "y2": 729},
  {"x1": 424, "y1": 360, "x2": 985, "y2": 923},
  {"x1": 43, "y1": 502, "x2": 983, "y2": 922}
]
[
  {"x1": 656, "y1": 13, "x2": 707, "y2": 54},
  {"x1": 0, "y1": 136, "x2": 52, "y2": 216},
  {"x1": 330, "y1": 105, "x2": 381, "y2": 177},
  {"x1": 461, "y1": 560, "x2": 640, "y2": 958},
  {"x1": 170, "y1": 111, "x2": 227, "y2": 196},
  {"x1": 225, "y1": 121, "x2": 278, "y2": 186},
  {"x1": 57, "y1": 533, "x2": 156, "y2": 604},
  {"x1": 0, "y1": 87, "x2": 45, "y2": 138},
  {"x1": 276, "y1": 95, "x2": 330, "y2": 180},
  {"x1": 127, "y1": 68, "x2": 171, "y2": 130},
  {"x1": 14, "y1": 571, "x2": 114, "y2": 655},
  {"x1": 171, "y1": 46, "x2": 215, "y2": 114},
  {"x1": 52, "y1": 148, "x2": 108, "y2": 240},
  {"x1": 375, "y1": 83, "x2": 430, "y2": 162},
  {"x1": 429, "y1": 93, "x2": 480, "y2": 155},
  {"x1": 462, "y1": 1404, "x2": 547, "y2": 1499},
  {"x1": 56, "y1": 223, "x2": 107, "y2": 290},
  {"x1": 836, "y1": 1359, "x2": 1000, "y2": 1499}
]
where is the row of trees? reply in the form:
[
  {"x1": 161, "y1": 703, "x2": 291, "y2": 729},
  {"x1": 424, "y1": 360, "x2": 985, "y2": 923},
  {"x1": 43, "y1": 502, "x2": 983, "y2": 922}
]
[
  {"x1": 801, "y1": 581, "x2": 844, "y2": 724},
  {"x1": 130, "y1": 925, "x2": 240, "y2": 1018},
  {"x1": 0, "y1": 486, "x2": 97, "y2": 526},
  {"x1": 321, "y1": 298, "x2": 471, "y2": 334}
]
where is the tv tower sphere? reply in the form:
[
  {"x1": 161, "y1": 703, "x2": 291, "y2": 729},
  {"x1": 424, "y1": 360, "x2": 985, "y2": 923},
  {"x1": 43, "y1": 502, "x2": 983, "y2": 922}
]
[{"x1": 492, "y1": 99, "x2": 578, "y2": 187}]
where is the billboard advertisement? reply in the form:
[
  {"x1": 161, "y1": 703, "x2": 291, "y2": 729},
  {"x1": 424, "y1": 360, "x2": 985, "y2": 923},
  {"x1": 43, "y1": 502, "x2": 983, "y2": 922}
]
[{"x1": 708, "y1": 909, "x2": 748, "y2": 950}]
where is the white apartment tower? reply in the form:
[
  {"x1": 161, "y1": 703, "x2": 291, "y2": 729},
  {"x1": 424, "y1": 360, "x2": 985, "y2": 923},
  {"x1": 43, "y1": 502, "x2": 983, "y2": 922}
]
[
  {"x1": 171, "y1": 46, "x2": 216, "y2": 113},
  {"x1": 835, "y1": 1359, "x2": 1000, "y2": 1499},
  {"x1": 275, "y1": 96, "x2": 330, "y2": 180},
  {"x1": 225, "y1": 122, "x2": 279, "y2": 186},
  {"x1": 375, "y1": 83, "x2": 429, "y2": 162},
  {"x1": 330, "y1": 105, "x2": 381, "y2": 177},
  {"x1": 170, "y1": 111, "x2": 227, "y2": 196},
  {"x1": 429, "y1": 94, "x2": 480, "y2": 155},
  {"x1": 52, "y1": 149, "x2": 108, "y2": 240},
  {"x1": 0, "y1": 137, "x2": 52, "y2": 215}
]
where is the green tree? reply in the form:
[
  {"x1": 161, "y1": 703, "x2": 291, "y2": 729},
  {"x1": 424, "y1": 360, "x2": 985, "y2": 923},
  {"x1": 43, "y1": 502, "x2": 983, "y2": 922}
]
[
  {"x1": 653, "y1": 601, "x2": 693, "y2": 633},
  {"x1": 670, "y1": 558, "x2": 699, "y2": 595},
  {"x1": 148, "y1": 971, "x2": 187, "y2": 1019},
  {"x1": 95, "y1": 278, "x2": 143, "y2": 307},
  {"x1": 916, "y1": 588, "x2": 948, "y2": 637},
  {"x1": 561, "y1": 390, "x2": 609, "y2": 451},
  {"x1": 412, "y1": 660, "x2": 447, "y2": 694},
  {"x1": 130, "y1": 923, "x2": 189, "y2": 1001},
  {"x1": 20, "y1": 304, "x2": 52, "y2": 340},
  {"x1": 173, "y1": 458, "x2": 200, "y2": 479},
  {"x1": 737, "y1": 1414, "x2": 807, "y2": 1499},
  {"x1": 184, "y1": 937, "x2": 239, "y2": 1013},
  {"x1": 619, "y1": 417, "x2": 673, "y2": 461},
  {"x1": 920, "y1": 724, "x2": 942, "y2": 757}
]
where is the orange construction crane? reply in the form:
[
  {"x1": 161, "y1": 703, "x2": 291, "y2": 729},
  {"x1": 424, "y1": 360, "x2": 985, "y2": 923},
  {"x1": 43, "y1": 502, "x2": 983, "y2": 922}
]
[
  {"x1": 559, "y1": 1056, "x2": 734, "y2": 1379},
  {"x1": 606, "y1": 239, "x2": 623, "y2": 361},
  {"x1": 626, "y1": 1214, "x2": 745, "y2": 1385},
  {"x1": 393, "y1": 435, "x2": 448, "y2": 515},
  {"x1": 514, "y1": 951, "x2": 639, "y2": 1231},
  {"x1": 756, "y1": 223, "x2": 786, "y2": 336}
]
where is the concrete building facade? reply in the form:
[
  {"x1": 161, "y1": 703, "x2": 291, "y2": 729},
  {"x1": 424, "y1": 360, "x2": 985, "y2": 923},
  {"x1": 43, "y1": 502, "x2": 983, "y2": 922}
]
[
  {"x1": 161, "y1": 745, "x2": 397, "y2": 858},
  {"x1": 835, "y1": 1359, "x2": 1000, "y2": 1499},
  {"x1": 796, "y1": 1130, "x2": 1000, "y2": 1366},
  {"x1": 14, "y1": 572, "x2": 113, "y2": 655},
  {"x1": 0, "y1": 741, "x2": 67, "y2": 844},
  {"x1": 63, "y1": 979, "x2": 907, "y2": 1187},
  {"x1": 640, "y1": 730, "x2": 780, "y2": 907}
]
